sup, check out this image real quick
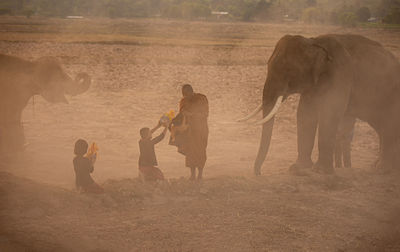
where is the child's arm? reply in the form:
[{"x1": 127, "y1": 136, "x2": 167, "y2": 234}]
[
  {"x1": 162, "y1": 126, "x2": 168, "y2": 135},
  {"x1": 150, "y1": 121, "x2": 162, "y2": 134},
  {"x1": 88, "y1": 161, "x2": 94, "y2": 173},
  {"x1": 151, "y1": 126, "x2": 168, "y2": 145},
  {"x1": 88, "y1": 154, "x2": 97, "y2": 165}
]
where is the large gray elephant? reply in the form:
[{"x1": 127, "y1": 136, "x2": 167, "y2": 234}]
[
  {"x1": 0, "y1": 54, "x2": 91, "y2": 155},
  {"x1": 240, "y1": 34, "x2": 400, "y2": 175}
]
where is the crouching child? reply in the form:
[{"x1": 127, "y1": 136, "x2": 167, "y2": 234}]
[{"x1": 73, "y1": 139, "x2": 104, "y2": 194}]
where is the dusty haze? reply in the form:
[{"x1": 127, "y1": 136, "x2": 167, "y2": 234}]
[{"x1": 1, "y1": 16, "x2": 400, "y2": 251}]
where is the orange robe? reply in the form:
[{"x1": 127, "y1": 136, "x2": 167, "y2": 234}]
[{"x1": 177, "y1": 93, "x2": 209, "y2": 168}]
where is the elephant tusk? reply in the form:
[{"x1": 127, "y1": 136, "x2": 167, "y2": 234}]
[
  {"x1": 254, "y1": 96, "x2": 283, "y2": 125},
  {"x1": 237, "y1": 103, "x2": 263, "y2": 122}
]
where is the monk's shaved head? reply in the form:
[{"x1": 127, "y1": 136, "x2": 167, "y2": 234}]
[{"x1": 182, "y1": 84, "x2": 194, "y2": 98}]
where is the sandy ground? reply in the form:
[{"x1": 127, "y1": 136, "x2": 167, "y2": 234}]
[{"x1": 1, "y1": 17, "x2": 400, "y2": 251}]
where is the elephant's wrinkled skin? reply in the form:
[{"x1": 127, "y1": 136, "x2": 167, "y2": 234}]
[
  {"x1": 0, "y1": 54, "x2": 91, "y2": 154},
  {"x1": 247, "y1": 34, "x2": 400, "y2": 175}
]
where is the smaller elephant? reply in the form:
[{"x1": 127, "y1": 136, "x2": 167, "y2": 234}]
[
  {"x1": 334, "y1": 116, "x2": 356, "y2": 168},
  {"x1": 0, "y1": 54, "x2": 91, "y2": 155}
]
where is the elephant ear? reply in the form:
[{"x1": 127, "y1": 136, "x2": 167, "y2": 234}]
[
  {"x1": 34, "y1": 56, "x2": 63, "y2": 89},
  {"x1": 33, "y1": 57, "x2": 69, "y2": 103},
  {"x1": 308, "y1": 36, "x2": 355, "y2": 111},
  {"x1": 310, "y1": 36, "x2": 353, "y2": 88},
  {"x1": 306, "y1": 40, "x2": 333, "y2": 85}
]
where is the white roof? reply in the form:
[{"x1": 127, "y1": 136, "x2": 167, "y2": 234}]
[
  {"x1": 212, "y1": 11, "x2": 228, "y2": 15},
  {"x1": 66, "y1": 16, "x2": 84, "y2": 19}
]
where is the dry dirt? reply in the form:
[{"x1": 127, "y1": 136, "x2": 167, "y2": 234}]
[{"x1": 1, "y1": 17, "x2": 400, "y2": 251}]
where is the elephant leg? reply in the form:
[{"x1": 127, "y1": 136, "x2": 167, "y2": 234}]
[
  {"x1": 13, "y1": 109, "x2": 25, "y2": 152},
  {"x1": 365, "y1": 120, "x2": 382, "y2": 170},
  {"x1": 380, "y1": 133, "x2": 396, "y2": 172},
  {"x1": 3, "y1": 108, "x2": 25, "y2": 154},
  {"x1": 197, "y1": 166, "x2": 204, "y2": 180},
  {"x1": 373, "y1": 133, "x2": 384, "y2": 170},
  {"x1": 315, "y1": 117, "x2": 340, "y2": 174},
  {"x1": 7, "y1": 123, "x2": 25, "y2": 153},
  {"x1": 334, "y1": 138, "x2": 343, "y2": 168},
  {"x1": 190, "y1": 167, "x2": 196, "y2": 180},
  {"x1": 342, "y1": 139, "x2": 352, "y2": 168},
  {"x1": 314, "y1": 99, "x2": 349, "y2": 174},
  {"x1": 341, "y1": 115, "x2": 355, "y2": 169},
  {"x1": 290, "y1": 94, "x2": 318, "y2": 172}
]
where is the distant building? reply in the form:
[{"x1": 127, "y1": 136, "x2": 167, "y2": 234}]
[
  {"x1": 66, "y1": 16, "x2": 84, "y2": 19},
  {"x1": 211, "y1": 11, "x2": 229, "y2": 21}
]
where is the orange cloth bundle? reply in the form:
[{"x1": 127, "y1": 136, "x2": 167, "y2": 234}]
[{"x1": 85, "y1": 142, "x2": 98, "y2": 163}]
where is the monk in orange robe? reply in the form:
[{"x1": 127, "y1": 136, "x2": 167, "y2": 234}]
[{"x1": 170, "y1": 84, "x2": 209, "y2": 180}]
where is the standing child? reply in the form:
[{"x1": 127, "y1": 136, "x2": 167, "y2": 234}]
[
  {"x1": 139, "y1": 122, "x2": 168, "y2": 182},
  {"x1": 73, "y1": 139, "x2": 104, "y2": 193}
]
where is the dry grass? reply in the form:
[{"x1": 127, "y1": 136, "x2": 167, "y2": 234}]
[{"x1": 1, "y1": 16, "x2": 400, "y2": 251}]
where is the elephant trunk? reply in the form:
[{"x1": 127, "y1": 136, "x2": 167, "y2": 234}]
[
  {"x1": 64, "y1": 72, "x2": 91, "y2": 96},
  {"x1": 254, "y1": 117, "x2": 274, "y2": 175},
  {"x1": 253, "y1": 76, "x2": 287, "y2": 175}
]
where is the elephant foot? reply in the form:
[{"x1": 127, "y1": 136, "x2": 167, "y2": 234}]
[
  {"x1": 337, "y1": 160, "x2": 352, "y2": 169},
  {"x1": 376, "y1": 168, "x2": 392, "y2": 175},
  {"x1": 335, "y1": 162, "x2": 342, "y2": 168},
  {"x1": 373, "y1": 157, "x2": 394, "y2": 174},
  {"x1": 254, "y1": 167, "x2": 262, "y2": 176},
  {"x1": 374, "y1": 163, "x2": 393, "y2": 174},
  {"x1": 197, "y1": 169, "x2": 203, "y2": 180},
  {"x1": 312, "y1": 162, "x2": 335, "y2": 175},
  {"x1": 373, "y1": 157, "x2": 383, "y2": 169},
  {"x1": 289, "y1": 161, "x2": 312, "y2": 176},
  {"x1": 254, "y1": 163, "x2": 263, "y2": 176},
  {"x1": 189, "y1": 167, "x2": 196, "y2": 181}
]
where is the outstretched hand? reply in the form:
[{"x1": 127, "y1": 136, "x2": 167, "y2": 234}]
[
  {"x1": 89, "y1": 154, "x2": 97, "y2": 165},
  {"x1": 150, "y1": 123, "x2": 161, "y2": 134}
]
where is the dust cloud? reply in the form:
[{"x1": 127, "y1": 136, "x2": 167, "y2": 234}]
[{"x1": 1, "y1": 15, "x2": 400, "y2": 251}]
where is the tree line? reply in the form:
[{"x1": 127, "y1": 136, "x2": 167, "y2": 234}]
[{"x1": 0, "y1": 0, "x2": 399, "y2": 25}]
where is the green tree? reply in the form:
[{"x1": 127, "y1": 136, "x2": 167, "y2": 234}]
[
  {"x1": 339, "y1": 11, "x2": 357, "y2": 26},
  {"x1": 302, "y1": 7, "x2": 324, "y2": 23},
  {"x1": 35, "y1": 0, "x2": 74, "y2": 17},
  {"x1": 130, "y1": 0, "x2": 150, "y2": 17},
  {"x1": 181, "y1": 2, "x2": 210, "y2": 19},
  {"x1": 306, "y1": 0, "x2": 316, "y2": 7},
  {"x1": 356, "y1": 6, "x2": 371, "y2": 22},
  {"x1": 0, "y1": 8, "x2": 12, "y2": 15},
  {"x1": 383, "y1": 7, "x2": 400, "y2": 23},
  {"x1": 22, "y1": 8, "x2": 35, "y2": 18},
  {"x1": 252, "y1": 0, "x2": 272, "y2": 20},
  {"x1": 377, "y1": 0, "x2": 400, "y2": 17},
  {"x1": 162, "y1": 4, "x2": 182, "y2": 18}
]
